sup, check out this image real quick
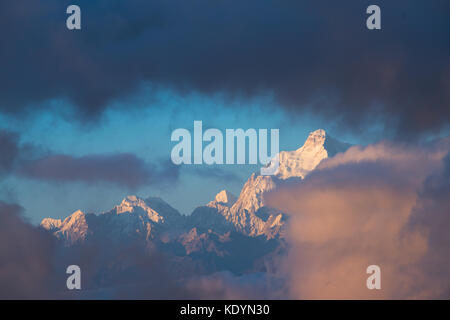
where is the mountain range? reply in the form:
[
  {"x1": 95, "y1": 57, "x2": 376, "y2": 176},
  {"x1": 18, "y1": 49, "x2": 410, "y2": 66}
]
[{"x1": 41, "y1": 129, "x2": 350, "y2": 275}]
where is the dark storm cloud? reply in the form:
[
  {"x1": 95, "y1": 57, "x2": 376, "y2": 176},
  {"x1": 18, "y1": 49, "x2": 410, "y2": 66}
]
[
  {"x1": 0, "y1": 130, "x2": 36, "y2": 177},
  {"x1": 0, "y1": 129, "x2": 179, "y2": 188},
  {"x1": 19, "y1": 154, "x2": 179, "y2": 189},
  {"x1": 0, "y1": 131, "x2": 20, "y2": 175},
  {"x1": 0, "y1": 202, "x2": 56, "y2": 299},
  {"x1": 1, "y1": 1, "x2": 449, "y2": 137},
  {"x1": 190, "y1": 166, "x2": 242, "y2": 183},
  {"x1": 409, "y1": 153, "x2": 450, "y2": 298}
]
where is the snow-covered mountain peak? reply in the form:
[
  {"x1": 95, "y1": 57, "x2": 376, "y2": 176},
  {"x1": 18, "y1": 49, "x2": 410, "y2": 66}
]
[
  {"x1": 63, "y1": 210, "x2": 86, "y2": 224},
  {"x1": 213, "y1": 190, "x2": 237, "y2": 206},
  {"x1": 301, "y1": 128, "x2": 327, "y2": 149},
  {"x1": 124, "y1": 195, "x2": 139, "y2": 202},
  {"x1": 40, "y1": 217, "x2": 62, "y2": 231},
  {"x1": 231, "y1": 173, "x2": 276, "y2": 215},
  {"x1": 221, "y1": 129, "x2": 349, "y2": 235},
  {"x1": 45, "y1": 209, "x2": 89, "y2": 245},
  {"x1": 229, "y1": 129, "x2": 337, "y2": 217},
  {"x1": 40, "y1": 195, "x2": 184, "y2": 245},
  {"x1": 40, "y1": 210, "x2": 87, "y2": 243},
  {"x1": 114, "y1": 195, "x2": 165, "y2": 223},
  {"x1": 117, "y1": 195, "x2": 146, "y2": 211},
  {"x1": 273, "y1": 129, "x2": 350, "y2": 180}
]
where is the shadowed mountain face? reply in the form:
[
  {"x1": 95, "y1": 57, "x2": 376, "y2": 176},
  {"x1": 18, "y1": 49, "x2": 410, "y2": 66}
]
[{"x1": 40, "y1": 129, "x2": 349, "y2": 280}]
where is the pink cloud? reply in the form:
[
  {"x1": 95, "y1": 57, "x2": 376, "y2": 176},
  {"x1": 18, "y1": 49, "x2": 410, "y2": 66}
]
[{"x1": 266, "y1": 140, "x2": 450, "y2": 299}]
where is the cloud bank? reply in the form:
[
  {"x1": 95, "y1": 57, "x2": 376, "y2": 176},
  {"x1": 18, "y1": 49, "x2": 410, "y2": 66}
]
[
  {"x1": 19, "y1": 154, "x2": 179, "y2": 189},
  {"x1": 0, "y1": 131, "x2": 20, "y2": 176},
  {"x1": 0, "y1": 202, "x2": 56, "y2": 299},
  {"x1": 266, "y1": 140, "x2": 450, "y2": 299},
  {"x1": 1, "y1": 1, "x2": 449, "y2": 137},
  {"x1": 0, "y1": 129, "x2": 179, "y2": 189}
]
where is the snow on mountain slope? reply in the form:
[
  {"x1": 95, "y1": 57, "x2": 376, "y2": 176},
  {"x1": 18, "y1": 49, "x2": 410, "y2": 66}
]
[
  {"x1": 188, "y1": 190, "x2": 236, "y2": 234},
  {"x1": 40, "y1": 217, "x2": 62, "y2": 231},
  {"x1": 231, "y1": 174, "x2": 276, "y2": 215},
  {"x1": 113, "y1": 196, "x2": 165, "y2": 223},
  {"x1": 266, "y1": 129, "x2": 351, "y2": 180},
  {"x1": 190, "y1": 178, "x2": 280, "y2": 237},
  {"x1": 41, "y1": 196, "x2": 184, "y2": 245},
  {"x1": 208, "y1": 190, "x2": 237, "y2": 207},
  {"x1": 111, "y1": 195, "x2": 182, "y2": 226},
  {"x1": 232, "y1": 129, "x2": 349, "y2": 219},
  {"x1": 220, "y1": 129, "x2": 350, "y2": 236},
  {"x1": 49, "y1": 210, "x2": 89, "y2": 245}
]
